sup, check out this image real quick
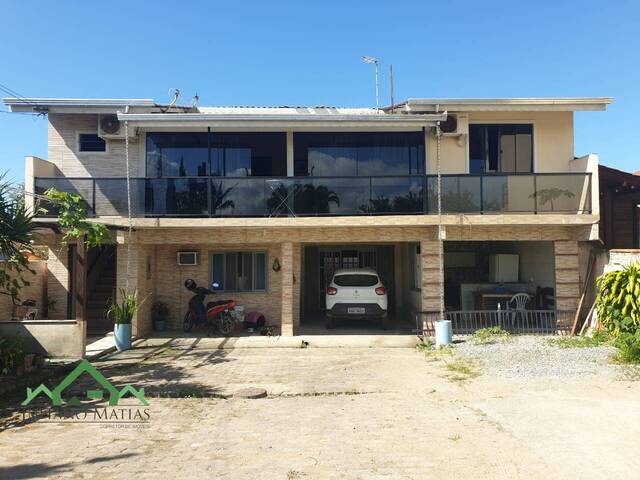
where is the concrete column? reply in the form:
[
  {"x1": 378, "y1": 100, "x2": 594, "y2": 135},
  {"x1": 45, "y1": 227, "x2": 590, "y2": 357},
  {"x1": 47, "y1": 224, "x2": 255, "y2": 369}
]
[
  {"x1": 420, "y1": 240, "x2": 442, "y2": 312},
  {"x1": 75, "y1": 237, "x2": 88, "y2": 357},
  {"x1": 292, "y1": 243, "x2": 302, "y2": 328},
  {"x1": 116, "y1": 240, "x2": 145, "y2": 337},
  {"x1": 554, "y1": 240, "x2": 581, "y2": 312},
  {"x1": 420, "y1": 239, "x2": 442, "y2": 331},
  {"x1": 45, "y1": 237, "x2": 69, "y2": 320},
  {"x1": 280, "y1": 241, "x2": 296, "y2": 336},
  {"x1": 286, "y1": 131, "x2": 294, "y2": 176}
]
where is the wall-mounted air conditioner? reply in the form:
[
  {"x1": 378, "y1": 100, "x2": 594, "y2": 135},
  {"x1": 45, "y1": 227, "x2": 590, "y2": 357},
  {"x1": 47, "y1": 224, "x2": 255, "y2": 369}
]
[
  {"x1": 439, "y1": 114, "x2": 468, "y2": 136},
  {"x1": 177, "y1": 251, "x2": 199, "y2": 266},
  {"x1": 98, "y1": 114, "x2": 136, "y2": 139}
]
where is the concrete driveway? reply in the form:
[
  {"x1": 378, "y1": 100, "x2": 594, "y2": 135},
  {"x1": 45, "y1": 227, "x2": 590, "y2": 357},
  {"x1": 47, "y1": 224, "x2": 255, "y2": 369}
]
[{"x1": 1, "y1": 336, "x2": 639, "y2": 479}]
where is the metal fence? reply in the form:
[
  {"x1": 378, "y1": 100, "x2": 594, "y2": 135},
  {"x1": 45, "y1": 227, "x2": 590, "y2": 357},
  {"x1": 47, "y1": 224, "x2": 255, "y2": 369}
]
[
  {"x1": 34, "y1": 172, "x2": 592, "y2": 218},
  {"x1": 417, "y1": 310, "x2": 575, "y2": 336}
]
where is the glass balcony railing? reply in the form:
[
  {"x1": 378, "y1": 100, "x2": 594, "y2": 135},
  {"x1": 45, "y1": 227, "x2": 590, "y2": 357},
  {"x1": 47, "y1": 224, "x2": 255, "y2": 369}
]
[{"x1": 34, "y1": 173, "x2": 592, "y2": 218}]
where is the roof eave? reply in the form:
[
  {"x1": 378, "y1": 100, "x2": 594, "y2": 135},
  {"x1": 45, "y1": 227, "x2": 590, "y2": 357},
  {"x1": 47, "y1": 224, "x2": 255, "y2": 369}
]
[
  {"x1": 3, "y1": 97, "x2": 156, "y2": 113},
  {"x1": 384, "y1": 97, "x2": 613, "y2": 112}
]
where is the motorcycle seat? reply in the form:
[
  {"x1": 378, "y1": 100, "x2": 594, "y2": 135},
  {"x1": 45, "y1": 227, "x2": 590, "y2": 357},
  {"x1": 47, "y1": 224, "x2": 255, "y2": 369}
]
[{"x1": 206, "y1": 300, "x2": 232, "y2": 309}]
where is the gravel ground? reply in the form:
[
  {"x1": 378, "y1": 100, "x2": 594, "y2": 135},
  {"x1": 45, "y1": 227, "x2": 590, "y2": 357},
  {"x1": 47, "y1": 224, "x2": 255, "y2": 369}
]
[{"x1": 454, "y1": 335, "x2": 620, "y2": 378}]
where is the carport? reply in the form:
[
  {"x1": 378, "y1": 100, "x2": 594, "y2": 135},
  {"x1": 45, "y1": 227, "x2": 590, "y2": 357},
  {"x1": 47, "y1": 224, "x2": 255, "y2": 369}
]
[{"x1": 299, "y1": 244, "x2": 416, "y2": 332}]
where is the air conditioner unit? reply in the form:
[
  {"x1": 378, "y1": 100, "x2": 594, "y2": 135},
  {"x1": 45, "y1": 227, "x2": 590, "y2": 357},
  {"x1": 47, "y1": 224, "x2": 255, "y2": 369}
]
[
  {"x1": 439, "y1": 114, "x2": 468, "y2": 136},
  {"x1": 98, "y1": 114, "x2": 135, "y2": 139},
  {"x1": 177, "y1": 251, "x2": 199, "y2": 266}
]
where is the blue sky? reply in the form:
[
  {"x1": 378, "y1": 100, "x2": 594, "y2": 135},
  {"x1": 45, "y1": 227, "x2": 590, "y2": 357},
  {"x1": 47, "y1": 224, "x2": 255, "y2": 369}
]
[{"x1": 1, "y1": 0, "x2": 638, "y2": 182}]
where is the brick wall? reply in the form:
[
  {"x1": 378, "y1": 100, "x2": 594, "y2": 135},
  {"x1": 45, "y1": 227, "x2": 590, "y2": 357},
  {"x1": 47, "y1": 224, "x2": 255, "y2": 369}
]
[
  {"x1": 151, "y1": 243, "x2": 285, "y2": 331},
  {"x1": 0, "y1": 261, "x2": 46, "y2": 319},
  {"x1": 48, "y1": 114, "x2": 140, "y2": 177},
  {"x1": 45, "y1": 238, "x2": 70, "y2": 320}
]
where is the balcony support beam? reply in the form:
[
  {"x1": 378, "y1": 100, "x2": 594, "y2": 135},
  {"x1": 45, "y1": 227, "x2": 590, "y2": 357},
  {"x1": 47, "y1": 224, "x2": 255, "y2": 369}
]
[{"x1": 286, "y1": 131, "x2": 294, "y2": 177}]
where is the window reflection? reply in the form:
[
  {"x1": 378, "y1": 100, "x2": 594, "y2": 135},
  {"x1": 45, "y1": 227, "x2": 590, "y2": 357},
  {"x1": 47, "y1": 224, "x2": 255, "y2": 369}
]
[
  {"x1": 146, "y1": 132, "x2": 286, "y2": 177},
  {"x1": 146, "y1": 133, "x2": 208, "y2": 177},
  {"x1": 294, "y1": 132, "x2": 424, "y2": 177}
]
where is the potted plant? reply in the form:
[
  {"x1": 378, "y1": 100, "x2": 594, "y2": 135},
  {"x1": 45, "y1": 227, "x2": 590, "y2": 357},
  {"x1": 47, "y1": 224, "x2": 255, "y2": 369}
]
[
  {"x1": 107, "y1": 289, "x2": 143, "y2": 351},
  {"x1": 151, "y1": 301, "x2": 170, "y2": 332}
]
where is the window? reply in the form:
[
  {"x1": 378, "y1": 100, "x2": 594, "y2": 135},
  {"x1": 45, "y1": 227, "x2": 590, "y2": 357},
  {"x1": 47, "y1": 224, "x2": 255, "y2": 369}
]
[
  {"x1": 78, "y1": 133, "x2": 106, "y2": 153},
  {"x1": 146, "y1": 132, "x2": 209, "y2": 177},
  {"x1": 333, "y1": 274, "x2": 378, "y2": 287},
  {"x1": 469, "y1": 124, "x2": 533, "y2": 173},
  {"x1": 146, "y1": 132, "x2": 286, "y2": 178},
  {"x1": 294, "y1": 132, "x2": 424, "y2": 176},
  {"x1": 209, "y1": 251, "x2": 267, "y2": 292}
]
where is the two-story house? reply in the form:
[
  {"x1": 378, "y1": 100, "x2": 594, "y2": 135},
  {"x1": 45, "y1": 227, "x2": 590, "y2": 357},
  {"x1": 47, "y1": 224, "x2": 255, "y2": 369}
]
[{"x1": 4, "y1": 96, "x2": 610, "y2": 342}]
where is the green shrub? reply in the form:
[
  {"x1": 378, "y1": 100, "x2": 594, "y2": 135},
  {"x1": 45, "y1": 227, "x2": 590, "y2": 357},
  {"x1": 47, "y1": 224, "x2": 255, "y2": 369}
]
[
  {"x1": 613, "y1": 332, "x2": 640, "y2": 365},
  {"x1": 472, "y1": 326, "x2": 511, "y2": 345},
  {"x1": 0, "y1": 336, "x2": 24, "y2": 375},
  {"x1": 548, "y1": 330, "x2": 612, "y2": 348},
  {"x1": 595, "y1": 263, "x2": 640, "y2": 336}
]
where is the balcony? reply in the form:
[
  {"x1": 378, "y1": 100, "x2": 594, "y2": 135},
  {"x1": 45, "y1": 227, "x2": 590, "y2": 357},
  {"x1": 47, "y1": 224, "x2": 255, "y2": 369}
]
[{"x1": 34, "y1": 173, "x2": 592, "y2": 218}]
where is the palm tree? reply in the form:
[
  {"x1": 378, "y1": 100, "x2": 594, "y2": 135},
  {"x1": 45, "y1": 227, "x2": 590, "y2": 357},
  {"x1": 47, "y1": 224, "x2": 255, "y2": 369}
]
[{"x1": 0, "y1": 174, "x2": 36, "y2": 305}]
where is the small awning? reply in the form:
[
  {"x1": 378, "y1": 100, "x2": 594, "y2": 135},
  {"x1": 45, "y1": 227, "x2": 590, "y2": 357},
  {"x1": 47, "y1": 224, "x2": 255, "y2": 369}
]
[{"x1": 116, "y1": 111, "x2": 446, "y2": 130}]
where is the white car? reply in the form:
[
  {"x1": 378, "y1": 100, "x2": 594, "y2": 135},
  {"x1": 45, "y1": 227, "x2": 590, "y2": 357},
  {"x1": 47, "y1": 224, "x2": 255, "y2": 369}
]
[{"x1": 325, "y1": 268, "x2": 388, "y2": 329}]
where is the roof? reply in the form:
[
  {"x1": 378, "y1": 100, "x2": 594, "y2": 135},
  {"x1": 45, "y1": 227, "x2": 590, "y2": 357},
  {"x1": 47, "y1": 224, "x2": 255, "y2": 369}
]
[
  {"x1": 386, "y1": 97, "x2": 613, "y2": 112},
  {"x1": 599, "y1": 165, "x2": 640, "y2": 191},
  {"x1": 4, "y1": 96, "x2": 613, "y2": 114},
  {"x1": 199, "y1": 106, "x2": 382, "y2": 115}
]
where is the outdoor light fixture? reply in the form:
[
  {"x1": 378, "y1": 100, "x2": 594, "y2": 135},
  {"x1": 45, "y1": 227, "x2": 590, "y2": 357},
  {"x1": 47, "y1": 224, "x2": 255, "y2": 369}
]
[{"x1": 361, "y1": 55, "x2": 380, "y2": 110}]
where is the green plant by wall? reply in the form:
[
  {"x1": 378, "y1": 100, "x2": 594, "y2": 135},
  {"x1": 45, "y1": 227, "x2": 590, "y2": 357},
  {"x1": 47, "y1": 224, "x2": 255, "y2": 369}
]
[
  {"x1": 595, "y1": 263, "x2": 640, "y2": 336},
  {"x1": 151, "y1": 301, "x2": 170, "y2": 322},
  {"x1": 0, "y1": 336, "x2": 24, "y2": 375},
  {"x1": 44, "y1": 188, "x2": 109, "y2": 248},
  {"x1": 0, "y1": 174, "x2": 37, "y2": 305},
  {"x1": 107, "y1": 289, "x2": 144, "y2": 325}
]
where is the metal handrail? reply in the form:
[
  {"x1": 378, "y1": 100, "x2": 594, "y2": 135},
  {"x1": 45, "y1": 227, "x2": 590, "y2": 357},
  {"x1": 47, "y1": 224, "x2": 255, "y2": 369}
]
[{"x1": 34, "y1": 172, "x2": 593, "y2": 217}]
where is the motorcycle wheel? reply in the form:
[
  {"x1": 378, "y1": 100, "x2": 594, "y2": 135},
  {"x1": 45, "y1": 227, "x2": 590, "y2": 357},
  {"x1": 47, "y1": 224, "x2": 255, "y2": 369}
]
[
  {"x1": 183, "y1": 311, "x2": 195, "y2": 333},
  {"x1": 218, "y1": 313, "x2": 234, "y2": 336}
]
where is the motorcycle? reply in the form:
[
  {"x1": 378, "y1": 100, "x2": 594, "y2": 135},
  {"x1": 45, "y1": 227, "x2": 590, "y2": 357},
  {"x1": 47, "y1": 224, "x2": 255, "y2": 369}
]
[{"x1": 182, "y1": 279, "x2": 240, "y2": 335}]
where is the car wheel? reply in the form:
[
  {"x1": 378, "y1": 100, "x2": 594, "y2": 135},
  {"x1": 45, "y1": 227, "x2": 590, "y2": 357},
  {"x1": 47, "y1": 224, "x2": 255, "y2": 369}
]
[
  {"x1": 380, "y1": 314, "x2": 389, "y2": 330},
  {"x1": 325, "y1": 314, "x2": 335, "y2": 329}
]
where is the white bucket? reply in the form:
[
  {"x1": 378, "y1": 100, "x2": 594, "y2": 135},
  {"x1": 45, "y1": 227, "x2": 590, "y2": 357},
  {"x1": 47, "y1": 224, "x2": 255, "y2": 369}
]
[
  {"x1": 234, "y1": 305, "x2": 245, "y2": 322},
  {"x1": 434, "y1": 320, "x2": 452, "y2": 348}
]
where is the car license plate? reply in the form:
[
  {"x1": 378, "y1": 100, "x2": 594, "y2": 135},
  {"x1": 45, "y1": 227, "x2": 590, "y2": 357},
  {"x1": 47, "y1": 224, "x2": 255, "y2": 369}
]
[{"x1": 347, "y1": 307, "x2": 366, "y2": 314}]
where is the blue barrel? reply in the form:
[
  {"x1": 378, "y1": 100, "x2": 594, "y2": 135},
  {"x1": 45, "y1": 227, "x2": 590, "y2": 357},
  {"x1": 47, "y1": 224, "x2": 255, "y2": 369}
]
[{"x1": 434, "y1": 320, "x2": 452, "y2": 348}]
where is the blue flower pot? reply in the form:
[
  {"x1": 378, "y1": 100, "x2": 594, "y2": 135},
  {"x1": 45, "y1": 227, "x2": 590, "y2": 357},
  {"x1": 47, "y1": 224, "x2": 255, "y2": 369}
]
[{"x1": 114, "y1": 323, "x2": 132, "y2": 351}]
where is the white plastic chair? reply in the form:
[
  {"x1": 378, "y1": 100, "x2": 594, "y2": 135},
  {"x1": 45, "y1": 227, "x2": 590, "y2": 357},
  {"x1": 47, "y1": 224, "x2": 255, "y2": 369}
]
[{"x1": 507, "y1": 293, "x2": 530, "y2": 327}]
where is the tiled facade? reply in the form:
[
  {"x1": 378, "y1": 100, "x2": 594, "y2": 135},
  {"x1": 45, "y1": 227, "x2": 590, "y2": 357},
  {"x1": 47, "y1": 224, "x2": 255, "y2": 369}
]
[{"x1": 99, "y1": 224, "x2": 584, "y2": 336}]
